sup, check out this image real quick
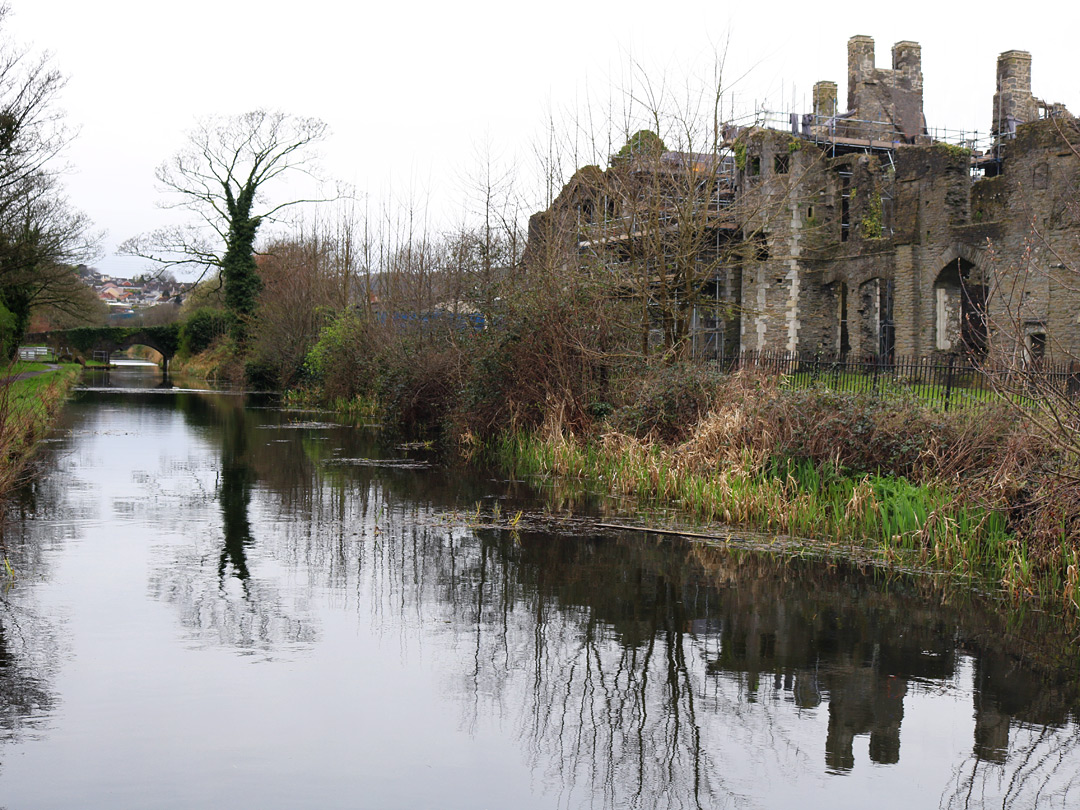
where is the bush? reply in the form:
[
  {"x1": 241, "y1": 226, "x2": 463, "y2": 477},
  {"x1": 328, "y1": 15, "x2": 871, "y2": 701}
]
[
  {"x1": 376, "y1": 336, "x2": 463, "y2": 435},
  {"x1": 610, "y1": 361, "x2": 726, "y2": 442},
  {"x1": 179, "y1": 308, "x2": 230, "y2": 356},
  {"x1": 0, "y1": 299, "x2": 17, "y2": 360},
  {"x1": 243, "y1": 356, "x2": 279, "y2": 391},
  {"x1": 305, "y1": 309, "x2": 378, "y2": 402},
  {"x1": 456, "y1": 277, "x2": 624, "y2": 437}
]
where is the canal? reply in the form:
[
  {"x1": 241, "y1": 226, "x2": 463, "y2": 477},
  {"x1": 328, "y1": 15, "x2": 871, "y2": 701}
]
[{"x1": 0, "y1": 363, "x2": 1078, "y2": 808}]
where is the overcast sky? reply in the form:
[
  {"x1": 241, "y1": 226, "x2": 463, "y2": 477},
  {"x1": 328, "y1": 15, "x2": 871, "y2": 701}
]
[{"x1": 8, "y1": 0, "x2": 1077, "y2": 278}]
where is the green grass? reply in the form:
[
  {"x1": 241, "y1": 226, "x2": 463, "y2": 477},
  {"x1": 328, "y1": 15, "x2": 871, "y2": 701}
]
[
  {"x1": 779, "y1": 367, "x2": 1057, "y2": 413},
  {"x1": 282, "y1": 389, "x2": 381, "y2": 424},
  {"x1": 0, "y1": 363, "x2": 81, "y2": 577},
  {"x1": 9, "y1": 361, "x2": 51, "y2": 374},
  {"x1": 781, "y1": 369, "x2": 1004, "y2": 409},
  {"x1": 495, "y1": 428, "x2": 1027, "y2": 603}
]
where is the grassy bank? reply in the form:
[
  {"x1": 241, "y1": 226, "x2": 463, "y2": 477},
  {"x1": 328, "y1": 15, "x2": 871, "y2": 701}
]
[
  {"x1": 167, "y1": 341, "x2": 244, "y2": 385},
  {"x1": 0, "y1": 362, "x2": 81, "y2": 578},
  {"x1": 488, "y1": 372, "x2": 1079, "y2": 618},
  {"x1": 0, "y1": 363, "x2": 80, "y2": 498}
]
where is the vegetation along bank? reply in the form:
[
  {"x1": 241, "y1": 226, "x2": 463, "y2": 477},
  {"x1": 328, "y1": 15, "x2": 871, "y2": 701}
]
[{"x1": 0, "y1": 361, "x2": 80, "y2": 504}]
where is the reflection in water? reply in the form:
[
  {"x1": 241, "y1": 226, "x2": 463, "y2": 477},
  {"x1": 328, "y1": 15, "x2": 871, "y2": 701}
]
[
  {"x1": 0, "y1": 379, "x2": 1078, "y2": 808},
  {"x1": 0, "y1": 602, "x2": 54, "y2": 741},
  {"x1": 0, "y1": 418, "x2": 84, "y2": 769},
  {"x1": 247, "y1": 426, "x2": 1080, "y2": 810},
  {"x1": 219, "y1": 404, "x2": 253, "y2": 587},
  {"x1": 146, "y1": 394, "x2": 317, "y2": 652}
]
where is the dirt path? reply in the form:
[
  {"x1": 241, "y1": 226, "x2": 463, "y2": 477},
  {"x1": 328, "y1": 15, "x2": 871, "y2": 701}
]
[{"x1": 0, "y1": 363, "x2": 60, "y2": 385}]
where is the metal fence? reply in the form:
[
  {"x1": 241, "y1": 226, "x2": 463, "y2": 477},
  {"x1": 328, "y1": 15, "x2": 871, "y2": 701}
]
[{"x1": 716, "y1": 351, "x2": 1080, "y2": 411}]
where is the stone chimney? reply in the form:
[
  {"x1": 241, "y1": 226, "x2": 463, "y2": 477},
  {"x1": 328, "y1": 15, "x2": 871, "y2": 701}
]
[
  {"x1": 992, "y1": 50, "x2": 1038, "y2": 138},
  {"x1": 891, "y1": 41, "x2": 922, "y2": 91},
  {"x1": 813, "y1": 81, "x2": 838, "y2": 118},
  {"x1": 845, "y1": 35, "x2": 925, "y2": 140},
  {"x1": 847, "y1": 35, "x2": 876, "y2": 112}
]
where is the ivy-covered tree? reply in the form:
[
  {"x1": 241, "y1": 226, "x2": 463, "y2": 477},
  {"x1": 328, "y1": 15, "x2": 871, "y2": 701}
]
[{"x1": 122, "y1": 110, "x2": 329, "y2": 345}]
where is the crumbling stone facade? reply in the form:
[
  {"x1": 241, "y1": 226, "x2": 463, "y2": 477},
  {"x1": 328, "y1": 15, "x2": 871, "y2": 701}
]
[{"x1": 526, "y1": 36, "x2": 1080, "y2": 364}]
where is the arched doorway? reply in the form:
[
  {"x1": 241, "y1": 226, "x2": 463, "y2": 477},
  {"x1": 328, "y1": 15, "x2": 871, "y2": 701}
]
[{"x1": 934, "y1": 258, "x2": 987, "y2": 355}]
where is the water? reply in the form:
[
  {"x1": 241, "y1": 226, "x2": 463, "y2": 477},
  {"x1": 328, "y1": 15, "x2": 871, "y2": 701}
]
[{"x1": 0, "y1": 364, "x2": 1078, "y2": 809}]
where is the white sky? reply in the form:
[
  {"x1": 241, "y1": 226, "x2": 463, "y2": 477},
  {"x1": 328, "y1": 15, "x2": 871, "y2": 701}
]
[{"x1": 7, "y1": 0, "x2": 1077, "y2": 278}]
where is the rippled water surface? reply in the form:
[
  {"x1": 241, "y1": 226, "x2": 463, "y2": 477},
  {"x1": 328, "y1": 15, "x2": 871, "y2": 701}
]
[{"x1": 0, "y1": 364, "x2": 1078, "y2": 809}]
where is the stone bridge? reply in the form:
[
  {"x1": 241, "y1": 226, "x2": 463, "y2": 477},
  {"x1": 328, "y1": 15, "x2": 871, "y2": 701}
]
[{"x1": 25, "y1": 325, "x2": 181, "y2": 372}]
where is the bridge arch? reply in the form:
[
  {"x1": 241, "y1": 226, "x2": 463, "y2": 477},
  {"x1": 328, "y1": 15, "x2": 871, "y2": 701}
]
[{"x1": 25, "y1": 325, "x2": 181, "y2": 372}]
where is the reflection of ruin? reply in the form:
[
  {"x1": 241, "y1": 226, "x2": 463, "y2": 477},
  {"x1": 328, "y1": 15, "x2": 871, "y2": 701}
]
[
  {"x1": 710, "y1": 592, "x2": 954, "y2": 771},
  {"x1": 426, "y1": 523, "x2": 1080, "y2": 783},
  {"x1": 292, "y1": 467, "x2": 1080, "y2": 810},
  {"x1": 689, "y1": 546, "x2": 1080, "y2": 773}
]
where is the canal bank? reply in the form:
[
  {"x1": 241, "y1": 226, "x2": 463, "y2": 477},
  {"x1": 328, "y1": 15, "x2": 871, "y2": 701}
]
[
  {"x1": 0, "y1": 361, "x2": 80, "y2": 507},
  {"x1": 463, "y1": 370, "x2": 1074, "y2": 624},
  {"x1": 0, "y1": 363, "x2": 1078, "y2": 808}
]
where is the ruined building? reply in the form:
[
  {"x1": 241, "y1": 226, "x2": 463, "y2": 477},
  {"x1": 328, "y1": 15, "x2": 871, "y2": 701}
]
[{"x1": 525, "y1": 37, "x2": 1080, "y2": 363}]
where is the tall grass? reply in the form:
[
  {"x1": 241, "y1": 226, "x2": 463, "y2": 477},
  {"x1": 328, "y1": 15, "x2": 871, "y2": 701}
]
[
  {"x1": 282, "y1": 388, "x2": 380, "y2": 423},
  {"x1": 0, "y1": 364, "x2": 78, "y2": 493},
  {"x1": 0, "y1": 363, "x2": 80, "y2": 577},
  {"x1": 494, "y1": 420, "x2": 1037, "y2": 610}
]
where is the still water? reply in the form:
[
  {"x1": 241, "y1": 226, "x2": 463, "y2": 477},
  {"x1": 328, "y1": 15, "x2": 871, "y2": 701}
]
[{"x1": 0, "y1": 364, "x2": 1078, "y2": 809}]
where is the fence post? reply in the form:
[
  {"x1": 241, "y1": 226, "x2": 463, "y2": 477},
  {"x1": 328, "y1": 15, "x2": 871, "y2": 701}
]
[{"x1": 943, "y1": 354, "x2": 956, "y2": 412}]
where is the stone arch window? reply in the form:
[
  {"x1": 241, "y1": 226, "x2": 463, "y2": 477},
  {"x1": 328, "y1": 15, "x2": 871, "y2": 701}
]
[{"x1": 853, "y1": 277, "x2": 895, "y2": 359}]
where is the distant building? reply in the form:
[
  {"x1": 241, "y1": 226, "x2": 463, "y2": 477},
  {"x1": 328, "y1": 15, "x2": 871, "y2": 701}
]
[{"x1": 527, "y1": 37, "x2": 1080, "y2": 364}]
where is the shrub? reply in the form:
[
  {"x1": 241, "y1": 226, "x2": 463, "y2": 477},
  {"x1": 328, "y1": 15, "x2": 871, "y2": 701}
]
[
  {"x1": 305, "y1": 309, "x2": 379, "y2": 402},
  {"x1": 456, "y1": 278, "x2": 622, "y2": 437},
  {"x1": 243, "y1": 356, "x2": 279, "y2": 391},
  {"x1": 179, "y1": 308, "x2": 230, "y2": 356},
  {"x1": 376, "y1": 337, "x2": 462, "y2": 435},
  {"x1": 610, "y1": 361, "x2": 726, "y2": 442}
]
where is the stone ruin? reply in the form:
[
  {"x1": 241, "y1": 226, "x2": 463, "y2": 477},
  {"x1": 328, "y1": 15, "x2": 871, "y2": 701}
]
[{"x1": 526, "y1": 36, "x2": 1080, "y2": 365}]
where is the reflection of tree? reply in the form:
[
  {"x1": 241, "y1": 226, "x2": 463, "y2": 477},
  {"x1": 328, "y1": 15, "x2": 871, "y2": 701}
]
[
  {"x1": 942, "y1": 722, "x2": 1080, "y2": 809},
  {"x1": 218, "y1": 403, "x2": 253, "y2": 588},
  {"x1": 0, "y1": 604, "x2": 54, "y2": 741},
  {"x1": 148, "y1": 395, "x2": 316, "y2": 652},
  {"x1": 0, "y1": 410, "x2": 84, "y2": 768}
]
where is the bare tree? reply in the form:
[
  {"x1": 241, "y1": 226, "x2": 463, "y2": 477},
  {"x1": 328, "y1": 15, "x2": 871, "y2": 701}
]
[
  {"x1": 250, "y1": 228, "x2": 345, "y2": 388},
  {"x1": 122, "y1": 110, "x2": 330, "y2": 344},
  {"x1": 0, "y1": 5, "x2": 98, "y2": 351}
]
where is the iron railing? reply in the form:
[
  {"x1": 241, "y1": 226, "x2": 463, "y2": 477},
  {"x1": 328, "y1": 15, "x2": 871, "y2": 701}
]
[{"x1": 708, "y1": 350, "x2": 1080, "y2": 411}]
